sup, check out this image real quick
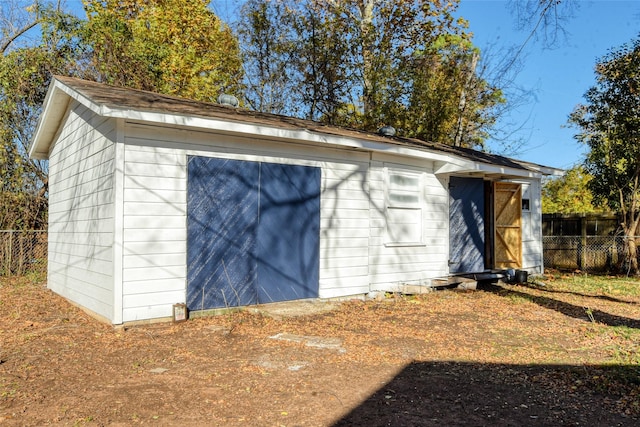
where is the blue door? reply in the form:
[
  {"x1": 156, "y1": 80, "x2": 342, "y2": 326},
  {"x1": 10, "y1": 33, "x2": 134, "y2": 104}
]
[
  {"x1": 449, "y1": 177, "x2": 486, "y2": 273},
  {"x1": 257, "y1": 163, "x2": 320, "y2": 302},
  {"x1": 187, "y1": 157, "x2": 259, "y2": 309},
  {"x1": 187, "y1": 157, "x2": 320, "y2": 310}
]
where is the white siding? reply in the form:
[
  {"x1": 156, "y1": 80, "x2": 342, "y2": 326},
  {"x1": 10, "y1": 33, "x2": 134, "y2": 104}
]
[
  {"x1": 120, "y1": 122, "x2": 373, "y2": 318},
  {"x1": 368, "y1": 155, "x2": 449, "y2": 290},
  {"x1": 521, "y1": 180, "x2": 543, "y2": 273},
  {"x1": 47, "y1": 102, "x2": 116, "y2": 321},
  {"x1": 120, "y1": 122, "x2": 512, "y2": 316},
  {"x1": 40, "y1": 89, "x2": 548, "y2": 324},
  {"x1": 120, "y1": 142, "x2": 187, "y2": 322},
  {"x1": 319, "y1": 161, "x2": 371, "y2": 298}
]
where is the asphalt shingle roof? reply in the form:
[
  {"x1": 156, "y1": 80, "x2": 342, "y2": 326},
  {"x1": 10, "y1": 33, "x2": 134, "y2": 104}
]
[{"x1": 53, "y1": 75, "x2": 556, "y2": 175}]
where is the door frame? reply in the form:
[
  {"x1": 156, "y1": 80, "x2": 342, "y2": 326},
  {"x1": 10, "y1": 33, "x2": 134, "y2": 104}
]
[
  {"x1": 446, "y1": 178, "x2": 523, "y2": 273},
  {"x1": 492, "y1": 181, "x2": 523, "y2": 269}
]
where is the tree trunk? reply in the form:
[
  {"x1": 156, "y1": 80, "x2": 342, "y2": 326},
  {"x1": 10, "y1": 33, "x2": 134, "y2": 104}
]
[
  {"x1": 359, "y1": 0, "x2": 375, "y2": 116},
  {"x1": 453, "y1": 52, "x2": 479, "y2": 147},
  {"x1": 626, "y1": 237, "x2": 639, "y2": 275},
  {"x1": 621, "y1": 212, "x2": 640, "y2": 275}
]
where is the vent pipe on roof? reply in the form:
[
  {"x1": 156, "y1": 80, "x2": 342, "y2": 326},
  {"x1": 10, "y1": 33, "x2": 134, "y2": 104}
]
[
  {"x1": 217, "y1": 94, "x2": 239, "y2": 108},
  {"x1": 378, "y1": 125, "x2": 396, "y2": 137}
]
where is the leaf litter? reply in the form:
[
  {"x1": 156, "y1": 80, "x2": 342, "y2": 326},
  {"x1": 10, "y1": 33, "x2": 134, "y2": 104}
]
[{"x1": 0, "y1": 273, "x2": 639, "y2": 425}]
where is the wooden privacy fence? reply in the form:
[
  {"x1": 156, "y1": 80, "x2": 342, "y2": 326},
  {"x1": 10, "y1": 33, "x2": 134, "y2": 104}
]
[
  {"x1": 0, "y1": 230, "x2": 47, "y2": 277},
  {"x1": 542, "y1": 213, "x2": 618, "y2": 237}
]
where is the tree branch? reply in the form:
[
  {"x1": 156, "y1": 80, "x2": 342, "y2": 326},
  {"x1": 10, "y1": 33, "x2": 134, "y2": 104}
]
[
  {"x1": 501, "y1": 1, "x2": 555, "y2": 76},
  {"x1": 1, "y1": 20, "x2": 38, "y2": 55}
]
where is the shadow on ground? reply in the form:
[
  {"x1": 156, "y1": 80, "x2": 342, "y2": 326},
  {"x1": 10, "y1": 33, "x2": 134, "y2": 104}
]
[
  {"x1": 480, "y1": 282, "x2": 640, "y2": 329},
  {"x1": 530, "y1": 287, "x2": 639, "y2": 306},
  {"x1": 334, "y1": 361, "x2": 639, "y2": 426}
]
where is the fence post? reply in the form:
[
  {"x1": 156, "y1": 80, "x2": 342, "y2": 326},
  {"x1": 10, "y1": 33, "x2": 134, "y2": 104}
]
[
  {"x1": 580, "y1": 215, "x2": 587, "y2": 270},
  {"x1": 0, "y1": 230, "x2": 47, "y2": 277},
  {"x1": 7, "y1": 230, "x2": 12, "y2": 275},
  {"x1": 17, "y1": 233, "x2": 24, "y2": 276}
]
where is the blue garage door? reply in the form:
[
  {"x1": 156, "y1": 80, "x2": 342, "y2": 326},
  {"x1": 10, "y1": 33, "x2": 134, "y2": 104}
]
[
  {"x1": 449, "y1": 176, "x2": 486, "y2": 274},
  {"x1": 186, "y1": 157, "x2": 320, "y2": 310}
]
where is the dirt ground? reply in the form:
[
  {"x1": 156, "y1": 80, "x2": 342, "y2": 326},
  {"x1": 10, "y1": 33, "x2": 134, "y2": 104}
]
[{"x1": 1, "y1": 274, "x2": 639, "y2": 426}]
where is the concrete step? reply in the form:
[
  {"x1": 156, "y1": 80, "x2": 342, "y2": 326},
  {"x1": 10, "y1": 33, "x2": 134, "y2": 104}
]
[{"x1": 401, "y1": 276, "x2": 477, "y2": 294}]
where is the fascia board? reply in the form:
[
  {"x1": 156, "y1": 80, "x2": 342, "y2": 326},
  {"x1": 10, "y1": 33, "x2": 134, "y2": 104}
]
[
  {"x1": 31, "y1": 78, "x2": 552, "y2": 180},
  {"x1": 108, "y1": 106, "x2": 460, "y2": 165},
  {"x1": 434, "y1": 157, "x2": 542, "y2": 179},
  {"x1": 475, "y1": 162, "x2": 542, "y2": 179},
  {"x1": 29, "y1": 80, "x2": 69, "y2": 159},
  {"x1": 29, "y1": 78, "x2": 111, "y2": 160},
  {"x1": 111, "y1": 107, "x2": 544, "y2": 179},
  {"x1": 525, "y1": 164, "x2": 564, "y2": 177}
]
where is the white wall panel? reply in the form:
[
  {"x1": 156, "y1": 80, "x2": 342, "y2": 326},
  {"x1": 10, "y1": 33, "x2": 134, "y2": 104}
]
[
  {"x1": 522, "y1": 180, "x2": 543, "y2": 272},
  {"x1": 368, "y1": 155, "x2": 449, "y2": 290},
  {"x1": 43, "y1": 90, "x2": 546, "y2": 324},
  {"x1": 121, "y1": 131, "x2": 188, "y2": 321},
  {"x1": 47, "y1": 102, "x2": 116, "y2": 321},
  {"x1": 120, "y1": 122, "x2": 375, "y2": 320}
]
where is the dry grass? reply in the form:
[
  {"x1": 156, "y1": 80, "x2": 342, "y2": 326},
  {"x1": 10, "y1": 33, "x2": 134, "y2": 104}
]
[{"x1": 0, "y1": 272, "x2": 639, "y2": 426}]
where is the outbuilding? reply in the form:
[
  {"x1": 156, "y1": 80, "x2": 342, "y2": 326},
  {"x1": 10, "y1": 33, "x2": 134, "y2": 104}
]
[{"x1": 29, "y1": 76, "x2": 561, "y2": 324}]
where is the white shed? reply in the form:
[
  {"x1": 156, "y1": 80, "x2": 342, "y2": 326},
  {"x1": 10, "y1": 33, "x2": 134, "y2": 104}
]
[{"x1": 29, "y1": 76, "x2": 561, "y2": 324}]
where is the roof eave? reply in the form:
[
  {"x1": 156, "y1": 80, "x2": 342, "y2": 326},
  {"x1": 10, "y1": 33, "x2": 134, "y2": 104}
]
[
  {"x1": 111, "y1": 106, "x2": 470, "y2": 165},
  {"x1": 111, "y1": 107, "x2": 551, "y2": 178},
  {"x1": 29, "y1": 77, "x2": 113, "y2": 160},
  {"x1": 29, "y1": 79, "x2": 68, "y2": 160},
  {"x1": 30, "y1": 77, "x2": 559, "y2": 180},
  {"x1": 434, "y1": 159, "x2": 544, "y2": 179},
  {"x1": 527, "y1": 164, "x2": 565, "y2": 177}
]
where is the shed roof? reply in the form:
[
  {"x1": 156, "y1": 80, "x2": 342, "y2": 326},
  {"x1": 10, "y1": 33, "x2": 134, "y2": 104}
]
[{"x1": 30, "y1": 76, "x2": 562, "y2": 178}]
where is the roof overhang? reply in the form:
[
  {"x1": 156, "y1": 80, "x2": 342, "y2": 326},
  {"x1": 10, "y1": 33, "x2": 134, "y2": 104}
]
[
  {"x1": 29, "y1": 77, "x2": 562, "y2": 180},
  {"x1": 29, "y1": 80, "x2": 72, "y2": 159}
]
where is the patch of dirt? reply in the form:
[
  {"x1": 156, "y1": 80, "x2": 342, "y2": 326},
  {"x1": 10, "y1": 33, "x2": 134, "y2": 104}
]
[{"x1": 1, "y1": 276, "x2": 639, "y2": 426}]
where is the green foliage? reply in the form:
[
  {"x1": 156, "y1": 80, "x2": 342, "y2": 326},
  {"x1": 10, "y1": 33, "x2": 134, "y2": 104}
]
[
  {"x1": 237, "y1": 0, "x2": 503, "y2": 148},
  {"x1": 570, "y1": 36, "x2": 640, "y2": 214},
  {"x1": 0, "y1": 4, "x2": 85, "y2": 230},
  {"x1": 569, "y1": 34, "x2": 640, "y2": 272},
  {"x1": 0, "y1": 1, "x2": 244, "y2": 230},
  {"x1": 236, "y1": 0, "x2": 286, "y2": 114},
  {"x1": 237, "y1": 0, "x2": 353, "y2": 118},
  {"x1": 541, "y1": 165, "x2": 607, "y2": 214},
  {"x1": 83, "y1": 0, "x2": 244, "y2": 101},
  {"x1": 400, "y1": 34, "x2": 504, "y2": 148}
]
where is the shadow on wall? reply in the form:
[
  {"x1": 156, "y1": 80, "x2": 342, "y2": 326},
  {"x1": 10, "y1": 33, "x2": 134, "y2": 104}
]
[{"x1": 334, "y1": 361, "x2": 639, "y2": 426}]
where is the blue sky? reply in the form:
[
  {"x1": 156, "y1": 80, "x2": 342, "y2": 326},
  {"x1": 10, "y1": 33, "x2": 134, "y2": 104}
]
[{"x1": 457, "y1": 0, "x2": 640, "y2": 170}]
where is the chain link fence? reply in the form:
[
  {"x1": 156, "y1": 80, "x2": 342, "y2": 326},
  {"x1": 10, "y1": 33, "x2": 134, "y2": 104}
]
[
  {"x1": 542, "y1": 235, "x2": 634, "y2": 273},
  {"x1": 0, "y1": 231, "x2": 635, "y2": 276},
  {"x1": 0, "y1": 230, "x2": 47, "y2": 277}
]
